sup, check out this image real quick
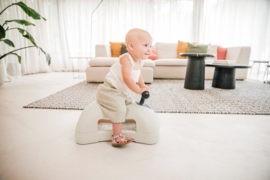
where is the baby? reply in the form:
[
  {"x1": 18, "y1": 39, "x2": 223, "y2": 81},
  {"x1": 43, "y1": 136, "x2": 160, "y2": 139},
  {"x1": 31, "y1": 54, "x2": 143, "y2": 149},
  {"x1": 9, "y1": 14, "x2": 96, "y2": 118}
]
[{"x1": 96, "y1": 28, "x2": 152, "y2": 146}]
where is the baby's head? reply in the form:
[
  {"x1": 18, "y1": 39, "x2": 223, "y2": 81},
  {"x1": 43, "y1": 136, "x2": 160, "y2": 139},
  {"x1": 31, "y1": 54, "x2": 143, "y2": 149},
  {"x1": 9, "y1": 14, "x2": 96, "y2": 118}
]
[{"x1": 125, "y1": 28, "x2": 152, "y2": 60}]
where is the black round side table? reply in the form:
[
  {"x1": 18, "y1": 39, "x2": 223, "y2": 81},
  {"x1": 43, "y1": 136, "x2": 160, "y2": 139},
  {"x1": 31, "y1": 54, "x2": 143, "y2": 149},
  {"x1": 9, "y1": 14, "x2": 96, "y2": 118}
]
[
  {"x1": 205, "y1": 64, "x2": 251, "y2": 89},
  {"x1": 180, "y1": 53, "x2": 215, "y2": 90}
]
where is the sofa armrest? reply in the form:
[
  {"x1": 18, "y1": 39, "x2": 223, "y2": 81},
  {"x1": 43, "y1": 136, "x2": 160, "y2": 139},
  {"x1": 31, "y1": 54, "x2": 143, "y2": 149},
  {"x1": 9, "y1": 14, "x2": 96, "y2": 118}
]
[
  {"x1": 226, "y1": 46, "x2": 251, "y2": 65},
  {"x1": 237, "y1": 46, "x2": 251, "y2": 65},
  {"x1": 143, "y1": 60, "x2": 155, "y2": 68},
  {"x1": 95, "y1": 45, "x2": 111, "y2": 57}
]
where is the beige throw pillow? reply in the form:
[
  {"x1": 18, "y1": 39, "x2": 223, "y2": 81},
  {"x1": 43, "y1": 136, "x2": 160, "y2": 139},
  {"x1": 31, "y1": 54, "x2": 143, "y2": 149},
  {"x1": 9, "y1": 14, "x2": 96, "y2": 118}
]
[{"x1": 206, "y1": 45, "x2": 218, "y2": 60}]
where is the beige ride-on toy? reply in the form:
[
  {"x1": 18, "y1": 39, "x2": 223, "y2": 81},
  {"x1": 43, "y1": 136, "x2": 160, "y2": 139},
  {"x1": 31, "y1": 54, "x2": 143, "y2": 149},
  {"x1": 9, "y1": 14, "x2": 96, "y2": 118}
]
[{"x1": 75, "y1": 92, "x2": 160, "y2": 144}]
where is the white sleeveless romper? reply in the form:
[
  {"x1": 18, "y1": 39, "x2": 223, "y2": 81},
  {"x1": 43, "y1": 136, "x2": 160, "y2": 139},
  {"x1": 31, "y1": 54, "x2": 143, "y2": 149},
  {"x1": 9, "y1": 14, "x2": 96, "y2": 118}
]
[{"x1": 96, "y1": 53, "x2": 144, "y2": 124}]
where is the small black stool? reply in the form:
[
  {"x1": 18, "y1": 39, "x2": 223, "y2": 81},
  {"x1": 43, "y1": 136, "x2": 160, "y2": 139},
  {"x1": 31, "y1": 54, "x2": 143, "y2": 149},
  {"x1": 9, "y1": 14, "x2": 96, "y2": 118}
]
[
  {"x1": 180, "y1": 53, "x2": 215, "y2": 90},
  {"x1": 205, "y1": 64, "x2": 251, "y2": 89}
]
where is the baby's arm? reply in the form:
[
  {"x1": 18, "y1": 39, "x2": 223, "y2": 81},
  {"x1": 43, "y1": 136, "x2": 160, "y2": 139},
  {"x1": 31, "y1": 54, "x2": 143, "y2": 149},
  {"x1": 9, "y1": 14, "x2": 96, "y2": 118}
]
[
  {"x1": 120, "y1": 56, "x2": 144, "y2": 94},
  {"x1": 137, "y1": 74, "x2": 149, "y2": 92}
]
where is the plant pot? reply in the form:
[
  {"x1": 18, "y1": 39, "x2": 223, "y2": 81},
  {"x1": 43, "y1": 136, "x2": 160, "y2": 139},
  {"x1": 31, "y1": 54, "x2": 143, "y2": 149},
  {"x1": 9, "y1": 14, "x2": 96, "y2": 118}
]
[{"x1": 0, "y1": 61, "x2": 5, "y2": 87}]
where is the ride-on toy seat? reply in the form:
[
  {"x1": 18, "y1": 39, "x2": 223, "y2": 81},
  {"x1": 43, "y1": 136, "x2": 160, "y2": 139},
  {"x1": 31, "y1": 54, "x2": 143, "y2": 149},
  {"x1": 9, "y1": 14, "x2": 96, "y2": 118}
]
[{"x1": 75, "y1": 92, "x2": 160, "y2": 144}]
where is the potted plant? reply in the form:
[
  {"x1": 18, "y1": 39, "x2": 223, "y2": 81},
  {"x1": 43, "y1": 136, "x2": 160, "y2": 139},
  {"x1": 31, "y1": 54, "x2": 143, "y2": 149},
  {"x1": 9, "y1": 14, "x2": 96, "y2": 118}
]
[{"x1": 0, "y1": 1, "x2": 51, "y2": 87}]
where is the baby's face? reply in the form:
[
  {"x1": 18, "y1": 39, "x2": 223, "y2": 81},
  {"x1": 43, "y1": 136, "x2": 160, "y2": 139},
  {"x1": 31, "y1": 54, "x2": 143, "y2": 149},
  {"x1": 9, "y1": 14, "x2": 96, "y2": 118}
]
[{"x1": 133, "y1": 33, "x2": 152, "y2": 60}]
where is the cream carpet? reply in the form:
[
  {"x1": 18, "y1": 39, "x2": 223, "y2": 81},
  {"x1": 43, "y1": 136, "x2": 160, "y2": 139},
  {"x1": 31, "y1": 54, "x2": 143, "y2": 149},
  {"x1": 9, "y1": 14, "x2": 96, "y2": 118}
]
[{"x1": 23, "y1": 79, "x2": 270, "y2": 115}]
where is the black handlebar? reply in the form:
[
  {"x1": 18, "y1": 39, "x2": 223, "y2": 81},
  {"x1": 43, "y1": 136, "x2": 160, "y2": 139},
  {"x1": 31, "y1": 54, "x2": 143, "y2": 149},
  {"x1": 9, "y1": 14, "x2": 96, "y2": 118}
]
[{"x1": 139, "y1": 91, "x2": 150, "y2": 105}]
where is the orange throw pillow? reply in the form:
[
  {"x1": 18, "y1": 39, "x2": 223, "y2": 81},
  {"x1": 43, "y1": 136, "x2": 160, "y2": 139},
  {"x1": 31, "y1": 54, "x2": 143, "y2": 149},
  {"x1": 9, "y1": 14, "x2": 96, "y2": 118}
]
[
  {"x1": 109, "y1": 42, "x2": 125, "y2": 57},
  {"x1": 177, "y1": 41, "x2": 188, "y2": 59},
  {"x1": 148, "y1": 49, "x2": 158, "y2": 60},
  {"x1": 217, "y1": 46, "x2": 227, "y2": 60},
  {"x1": 177, "y1": 41, "x2": 197, "y2": 59}
]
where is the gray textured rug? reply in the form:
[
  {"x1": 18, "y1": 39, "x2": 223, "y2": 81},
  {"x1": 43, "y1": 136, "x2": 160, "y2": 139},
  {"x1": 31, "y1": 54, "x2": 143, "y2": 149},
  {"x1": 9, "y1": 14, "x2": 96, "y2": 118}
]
[{"x1": 23, "y1": 80, "x2": 270, "y2": 115}]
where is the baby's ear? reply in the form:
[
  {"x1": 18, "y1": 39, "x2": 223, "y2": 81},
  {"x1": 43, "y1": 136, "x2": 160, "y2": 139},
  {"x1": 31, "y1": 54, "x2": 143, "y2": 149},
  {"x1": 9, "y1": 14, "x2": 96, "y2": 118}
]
[{"x1": 127, "y1": 42, "x2": 134, "y2": 51}]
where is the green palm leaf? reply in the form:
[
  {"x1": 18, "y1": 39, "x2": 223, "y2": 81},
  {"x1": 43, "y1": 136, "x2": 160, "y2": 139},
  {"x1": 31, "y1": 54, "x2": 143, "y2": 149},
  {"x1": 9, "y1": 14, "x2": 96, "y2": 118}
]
[
  {"x1": 39, "y1": 47, "x2": 46, "y2": 54},
  {"x1": 13, "y1": 1, "x2": 46, "y2": 21},
  {"x1": 5, "y1": 20, "x2": 35, "y2": 26},
  {"x1": 1, "y1": 39, "x2": 15, "y2": 47},
  {"x1": 17, "y1": 28, "x2": 37, "y2": 47},
  {"x1": 9, "y1": 53, "x2": 22, "y2": 64},
  {"x1": 38, "y1": 47, "x2": 51, "y2": 65},
  {"x1": 0, "y1": 25, "x2": 5, "y2": 40}
]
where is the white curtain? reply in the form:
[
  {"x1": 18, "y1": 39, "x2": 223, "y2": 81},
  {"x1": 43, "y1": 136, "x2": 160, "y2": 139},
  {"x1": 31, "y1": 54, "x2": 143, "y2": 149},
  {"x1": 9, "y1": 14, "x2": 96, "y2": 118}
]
[
  {"x1": 199, "y1": 0, "x2": 270, "y2": 60},
  {"x1": 0, "y1": 0, "x2": 194, "y2": 80},
  {"x1": 0, "y1": 0, "x2": 269, "y2": 81}
]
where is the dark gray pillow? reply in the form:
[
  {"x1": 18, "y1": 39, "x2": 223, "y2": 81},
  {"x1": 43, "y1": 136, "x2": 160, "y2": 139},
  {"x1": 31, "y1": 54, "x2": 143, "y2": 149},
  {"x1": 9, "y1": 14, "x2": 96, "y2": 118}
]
[{"x1": 121, "y1": 44, "x2": 128, "y2": 55}]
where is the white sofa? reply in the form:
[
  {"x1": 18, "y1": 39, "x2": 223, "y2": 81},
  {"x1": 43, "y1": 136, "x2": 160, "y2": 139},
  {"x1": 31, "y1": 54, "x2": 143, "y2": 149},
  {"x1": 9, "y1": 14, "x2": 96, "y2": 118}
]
[{"x1": 86, "y1": 42, "x2": 251, "y2": 83}]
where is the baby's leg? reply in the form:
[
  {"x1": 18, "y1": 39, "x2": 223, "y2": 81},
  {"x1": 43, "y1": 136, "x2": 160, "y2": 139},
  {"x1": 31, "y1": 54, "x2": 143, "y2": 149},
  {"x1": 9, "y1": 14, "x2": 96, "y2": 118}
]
[
  {"x1": 112, "y1": 123, "x2": 133, "y2": 143},
  {"x1": 96, "y1": 82, "x2": 133, "y2": 144},
  {"x1": 112, "y1": 123, "x2": 123, "y2": 136},
  {"x1": 112, "y1": 123, "x2": 125, "y2": 143}
]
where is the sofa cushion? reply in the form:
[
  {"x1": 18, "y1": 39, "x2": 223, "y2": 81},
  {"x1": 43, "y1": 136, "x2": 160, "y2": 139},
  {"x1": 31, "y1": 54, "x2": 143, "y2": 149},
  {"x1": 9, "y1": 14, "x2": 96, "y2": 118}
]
[
  {"x1": 89, "y1": 57, "x2": 118, "y2": 67},
  {"x1": 148, "y1": 49, "x2": 158, "y2": 60},
  {"x1": 187, "y1": 43, "x2": 208, "y2": 53},
  {"x1": 154, "y1": 59, "x2": 214, "y2": 66},
  {"x1": 217, "y1": 46, "x2": 227, "y2": 60},
  {"x1": 95, "y1": 45, "x2": 111, "y2": 57},
  {"x1": 177, "y1": 41, "x2": 188, "y2": 59},
  {"x1": 206, "y1": 44, "x2": 218, "y2": 60},
  {"x1": 143, "y1": 60, "x2": 155, "y2": 68},
  {"x1": 154, "y1": 59, "x2": 188, "y2": 66},
  {"x1": 155, "y1": 42, "x2": 178, "y2": 59},
  {"x1": 89, "y1": 58, "x2": 155, "y2": 68},
  {"x1": 109, "y1": 42, "x2": 125, "y2": 57},
  {"x1": 226, "y1": 46, "x2": 241, "y2": 61},
  {"x1": 121, "y1": 44, "x2": 128, "y2": 55}
]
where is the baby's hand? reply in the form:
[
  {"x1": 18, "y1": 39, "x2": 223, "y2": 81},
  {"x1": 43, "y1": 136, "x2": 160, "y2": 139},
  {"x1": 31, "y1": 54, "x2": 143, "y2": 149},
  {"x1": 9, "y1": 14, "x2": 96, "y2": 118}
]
[
  {"x1": 140, "y1": 87, "x2": 149, "y2": 95},
  {"x1": 140, "y1": 85, "x2": 150, "y2": 95}
]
